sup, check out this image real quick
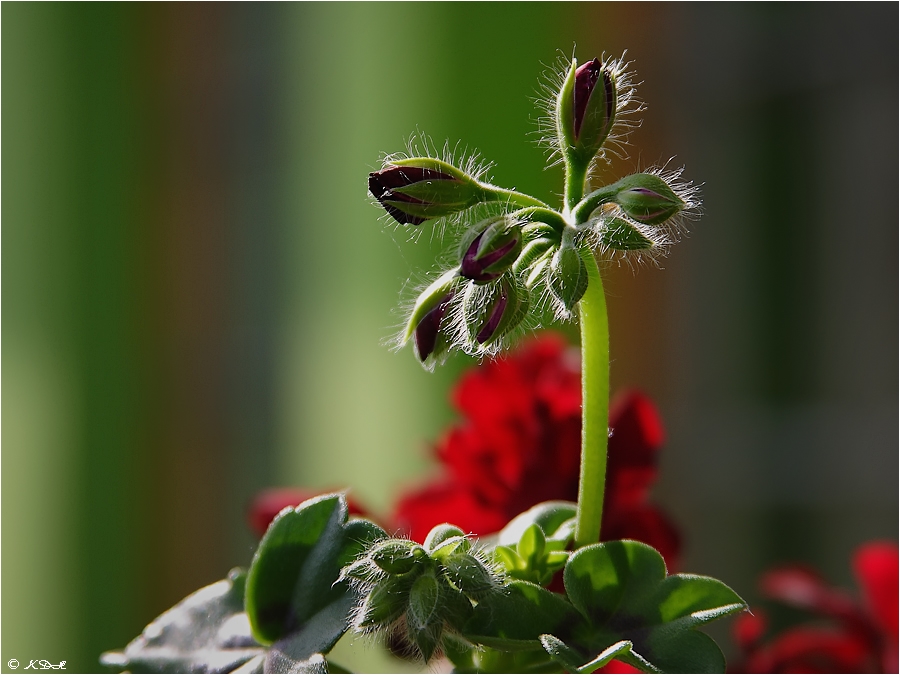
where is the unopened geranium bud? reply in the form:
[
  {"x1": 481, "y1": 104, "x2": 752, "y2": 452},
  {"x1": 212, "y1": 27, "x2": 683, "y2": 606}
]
[
  {"x1": 463, "y1": 276, "x2": 529, "y2": 346},
  {"x1": 401, "y1": 268, "x2": 460, "y2": 364},
  {"x1": 442, "y1": 553, "x2": 498, "y2": 600},
  {"x1": 407, "y1": 571, "x2": 445, "y2": 661},
  {"x1": 429, "y1": 535, "x2": 471, "y2": 562},
  {"x1": 424, "y1": 524, "x2": 466, "y2": 553},
  {"x1": 557, "y1": 57, "x2": 616, "y2": 163},
  {"x1": 459, "y1": 216, "x2": 523, "y2": 283},
  {"x1": 368, "y1": 157, "x2": 487, "y2": 225},
  {"x1": 370, "y1": 540, "x2": 427, "y2": 576},
  {"x1": 355, "y1": 575, "x2": 413, "y2": 630},
  {"x1": 613, "y1": 173, "x2": 684, "y2": 225},
  {"x1": 548, "y1": 240, "x2": 588, "y2": 312}
]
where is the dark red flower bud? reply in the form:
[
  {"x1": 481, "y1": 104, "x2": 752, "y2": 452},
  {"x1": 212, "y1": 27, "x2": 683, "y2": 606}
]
[
  {"x1": 463, "y1": 275, "x2": 528, "y2": 346},
  {"x1": 414, "y1": 292, "x2": 454, "y2": 362},
  {"x1": 556, "y1": 57, "x2": 616, "y2": 163},
  {"x1": 368, "y1": 158, "x2": 487, "y2": 225},
  {"x1": 459, "y1": 217, "x2": 523, "y2": 283}
]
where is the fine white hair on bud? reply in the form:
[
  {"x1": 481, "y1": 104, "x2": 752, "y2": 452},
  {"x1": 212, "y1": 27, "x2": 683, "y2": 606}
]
[{"x1": 534, "y1": 51, "x2": 644, "y2": 172}]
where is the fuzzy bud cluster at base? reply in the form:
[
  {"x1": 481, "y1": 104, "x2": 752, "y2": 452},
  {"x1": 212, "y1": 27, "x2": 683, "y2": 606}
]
[{"x1": 342, "y1": 524, "x2": 502, "y2": 663}]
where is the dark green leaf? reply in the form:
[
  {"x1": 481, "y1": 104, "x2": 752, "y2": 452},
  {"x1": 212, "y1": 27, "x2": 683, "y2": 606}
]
[
  {"x1": 463, "y1": 580, "x2": 582, "y2": 651},
  {"x1": 561, "y1": 542, "x2": 746, "y2": 673},
  {"x1": 100, "y1": 569, "x2": 264, "y2": 674},
  {"x1": 245, "y1": 494, "x2": 349, "y2": 644},
  {"x1": 262, "y1": 593, "x2": 357, "y2": 674}
]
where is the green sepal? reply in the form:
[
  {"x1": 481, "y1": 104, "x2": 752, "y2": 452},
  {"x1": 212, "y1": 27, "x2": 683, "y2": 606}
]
[
  {"x1": 555, "y1": 59, "x2": 578, "y2": 157},
  {"x1": 598, "y1": 217, "x2": 659, "y2": 251},
  {"x1": 513, "y1": 237, "x2": 557, "y2": 277},
  {"x1": 401, "y1": 268, "x2": 460, "y2": 345},
  {"x1": 390, "y1": 156, "x2": 478, "y2": 182},
  {"x1": 463, "y1": 580, "x2": 582, "y2": 651},
  {"x1": 611, "y1": 173, "x2": 684, "y2": 225},
  {"x1": 463, "y1": 274, "x2": 529, "y2": 346},
  {"x1": 548, "y1": 240, "x2": 588, "y2": 312}
]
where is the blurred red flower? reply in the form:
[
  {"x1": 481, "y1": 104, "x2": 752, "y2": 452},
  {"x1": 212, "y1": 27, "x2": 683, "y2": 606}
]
[
  {"x1": 391, "y1": 333, "x2": 680, "y2": 568},
  {"x1": 732, "y1": 541, "x2": 899, "y2": 673}
]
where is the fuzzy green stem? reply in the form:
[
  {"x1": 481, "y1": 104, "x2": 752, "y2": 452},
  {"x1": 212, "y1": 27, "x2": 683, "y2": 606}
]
[
  {"x1": 574, "y1": 245, "x2": 609, "y2": 548},
  {"x1": 564, "y1": 157, "x2": 588, "y2": 213},
  {"x1": 482, "y1": 185, "x2": 551, "y2": 210}
]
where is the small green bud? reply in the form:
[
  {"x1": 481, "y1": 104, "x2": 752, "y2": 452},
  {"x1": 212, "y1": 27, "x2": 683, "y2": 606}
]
[
  {"x1": 370, "y1": 540, "x2": 427, "y2": 576},
  {"x1": 459, "y1": 216, "x2": 523, "y2": 283},
  {"x1": 407, "y1": 572, "x2": 445, "y2": 661},
  {"x1": 368, "y1": 157, "x2": 488, "y2": 225},
  {"x1": 442, "y1": 553, "x2": 498, "y2": 600},
  {"x1": 424, "y1": 524, "x2": 467, "y2": 553},
  {"x1": 463, "y1": 275, "x2": 529, "y2": 345},
  {"x1": 612, "y1": 173, "x2": 684, "y2": 225},
  {"x1": 429, "y1": 535, "x2": 471, "y2": 561},
  {"x1": 548, "y1": 240, "x2": 588, "y2": 312},
  {"x1": 512, "y1": 237, "x2": 557, "y2": 277},
  {"x1": 341, "y1": 557, "x2": 381, "y2": 583},
  {"x1": 355, "y1": 575, "x2": 413, "y2": 629}
]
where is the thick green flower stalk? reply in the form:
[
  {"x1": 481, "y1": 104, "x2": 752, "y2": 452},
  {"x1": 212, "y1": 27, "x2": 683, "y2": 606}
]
[{"x1": 369, "y1": 54, "x2": 698, "y2": 547}]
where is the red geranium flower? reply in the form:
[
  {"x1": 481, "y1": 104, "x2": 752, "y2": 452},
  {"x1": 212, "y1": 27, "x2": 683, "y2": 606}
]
[
  {"x1": 732, "y1": 541, "x2": 899, "y2": 673},
  {"x1": 391, "y1": 332, "x2": 680, "y2": 568}
]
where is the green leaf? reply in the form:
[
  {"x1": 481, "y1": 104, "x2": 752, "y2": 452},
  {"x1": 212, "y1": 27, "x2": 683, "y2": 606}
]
[
  {"x1": 245, "y1": 494, "x2": 350, "y2": 644},
  {"x1": 540, "y1": 635, "x2": 632, "y2": 674},
  {"x1": 262, "y1": 593, "x2": 357, "y2": 674},
  {"x1": 100, "y1": 568, "x2": 264, "y2": 674},
  {"x1": 561, "y1": 541, "x2": 746, "y2": 673},
  {"x1": 498, "y1": 501, "x2": 577, "y2": 547},
  {"x1": 463, "y1": 580, "x2": 582, "y2": 651}
]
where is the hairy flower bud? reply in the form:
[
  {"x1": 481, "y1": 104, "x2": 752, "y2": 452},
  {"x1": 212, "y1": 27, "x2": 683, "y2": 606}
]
[
  {"x1": 459, "y1": 216, "x2": 523, "y2": 283},
  {"x1": 612, "y1": 173, "x2": 685, "y2": 225},
  {"x1": 368, "y1": 157, "x2": 487, "y2": 225},
  {"x1": 442, "y1": 553, "x2": 498, "y2": 600},
  {"x1": 424, "y1": 524, "x2": 467, "y2": 553},
  {"x1": 401, "y1": 268, "x2": 460, "y2": 364},
  {"x1": 370, "y1": 540, "x2": 427, "y2": 576},
  {"x1": 463, "y1": 275, "x2": 529, "y2": 346},
  {"x1": 407, "y1": 571, "x2": 446, "y2": 661},
  {"x1": 548, "y1": 240, "x2": 588, "y2": 312},
  {"x1": 354, "y1": 575, "x2": 414, "y2": 630},
  {"x1": 557, "y1": 57, "x2": 616, "y2": 164}
]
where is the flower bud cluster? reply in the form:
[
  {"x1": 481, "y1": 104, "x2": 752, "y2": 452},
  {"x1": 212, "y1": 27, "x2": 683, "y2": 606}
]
[
  {"x1": 370, "y1": 56, "x2": 698, "y2": 369},
  {"x1": 343, "y1": 524, "x2": 502, "y2": 662}
]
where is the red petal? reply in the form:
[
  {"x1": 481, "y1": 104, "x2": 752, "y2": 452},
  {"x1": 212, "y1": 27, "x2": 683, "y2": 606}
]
[
  {"x1": 853, "y1": 541, "x2": 899, "y2": 670},
  {"x1": 605, "y1": 391, "x2": 665, "y2": 508},
  {"x1": 759, "y1": 565, "x2": 859, "y2": 623},
  {"x1": 391, "y1": 481, "x2": 507, "y2": 543},
  {"x1": 734, "y1": 610, "x2": 768, "y2": 652},
  {"x1": 747, "y1": 627, "x2": 874, "y2": 673}
]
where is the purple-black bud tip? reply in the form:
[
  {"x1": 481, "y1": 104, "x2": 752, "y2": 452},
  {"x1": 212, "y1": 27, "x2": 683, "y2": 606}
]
[
  {"x1": 573, "y1": 58, "x2": 602, "y2": 139},
  {"x1": 369, "y1": 166, "x2": 450, "y2": 226},
  {"x1": 413, "y1": 293, "x2": 453, "y2": 362}
]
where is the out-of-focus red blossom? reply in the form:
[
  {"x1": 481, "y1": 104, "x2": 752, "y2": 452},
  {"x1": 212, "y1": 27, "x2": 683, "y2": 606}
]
[
  {"x1": 732, "y1": 541, "x2": 899, "y2": 673},
  {"x1": 247, "y1": 488, "x2": 368, "y2": 538},
  {"x1": 391, "y1": 332, "x2": 680, "y2": 568}
]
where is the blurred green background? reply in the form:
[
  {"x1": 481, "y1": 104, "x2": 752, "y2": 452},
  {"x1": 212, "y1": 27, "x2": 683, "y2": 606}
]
[{"x1": 3, "y1": 3, "x2": 897, "y2": 672}]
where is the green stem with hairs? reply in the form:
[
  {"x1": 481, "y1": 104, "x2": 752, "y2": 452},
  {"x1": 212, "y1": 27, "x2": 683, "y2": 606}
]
[{"x1": 574, "y1": 244, "x2": 610, "y2": 548}]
